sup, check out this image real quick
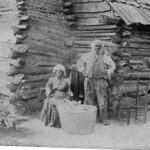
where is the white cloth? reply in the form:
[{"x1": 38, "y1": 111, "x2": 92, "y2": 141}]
[
  {"x1": 52, "y1": 64, "x2": 66, "y2": 76},
  {"x1": 76, "y1": 52, "x2": 116, "y2": 78}
]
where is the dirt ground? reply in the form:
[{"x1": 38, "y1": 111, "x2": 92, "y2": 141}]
[{"x1": 0, "y1": 112, "x2": 150, "y2": 149}]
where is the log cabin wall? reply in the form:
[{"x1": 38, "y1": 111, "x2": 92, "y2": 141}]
[
  {"x1": 0, "y1": 0, "x2": 73, "y2": 113},
  {"x1": 1, "y1": 0, "x2": 150, "y2": 113},
  {"x1": 112, "y1": 25, "x2": 150, "y2": 103},
  {"x1": 108, "y1": 0, "x2": 150, "y2": 103},
  {"x1": 21, "y1": 0, "x2": 73, "y2": 111},
  {"x1": 67, "y1": 0, "x2": 117, "y2": 64},
  {"x1": 68, "y1": 0, "x2": 150, "y2": 103}
]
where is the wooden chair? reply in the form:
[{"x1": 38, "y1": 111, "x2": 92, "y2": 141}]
[{"x1": 118, "y1": 77, "x2": 148, "y2": 125}]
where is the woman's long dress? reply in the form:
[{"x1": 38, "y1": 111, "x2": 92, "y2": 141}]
[{"x1": 40, "y1": 77, "x2": 71, "y2": 127}]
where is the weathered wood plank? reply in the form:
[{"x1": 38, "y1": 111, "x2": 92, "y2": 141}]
[
  {"x1": 24, "y1": 38, "x2": 66, "y2": 55},
  {"x1": 123, "y1": 72, "x2": 150, "y2": 79},
  {"x1": 129, "y1": 43, "x2": 150, "y2": 49},
  {"x1": 0, "y1": 72, "x2": 24, "y2": 85},
  {"x1": 24, "y1": 74, "x2": 50, "y2": 83},
  {"x1": 69, "y1": 0, "x2": 103, "y2": 3},
  {"x1": 72, "y1": 1, "x2": 110, "y2": 13},
  {"x1": 74, "y1": 40, "x2": 118, "y2": 47},
  {"x1": 76, "y1": 32, "x2": 116, "y2": 38},
  {"x1": 73, "y1": 30, "x2": 115, "y2": 34},
  {"x1": 73, "y1": 24, "x2": 117, "y2": 31}
]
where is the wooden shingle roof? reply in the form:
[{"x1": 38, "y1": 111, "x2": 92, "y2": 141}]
[{"x1": 108, "y1": 0, "x2": 150, "y2": 25}]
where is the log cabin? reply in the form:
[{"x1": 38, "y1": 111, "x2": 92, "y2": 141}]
[{"x1": 0, "y1": 0, "x2": 150, "y2": 114}]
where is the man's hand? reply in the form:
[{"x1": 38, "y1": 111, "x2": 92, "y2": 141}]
[
  {"x1": 69, "y1": 64, "x2": 78, "y2": 71},
  {"x1": 107, "y1": 70, "x2": 112, "y2": 79}
]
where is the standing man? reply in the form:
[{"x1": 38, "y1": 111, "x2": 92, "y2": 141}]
[{"x1": 76, "y1": 39, "x2": 116, "y2": 125}]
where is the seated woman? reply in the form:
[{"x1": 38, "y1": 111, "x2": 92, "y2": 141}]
[{"x1": 40, "y1": 64, "x2": 72, "y2": 128}]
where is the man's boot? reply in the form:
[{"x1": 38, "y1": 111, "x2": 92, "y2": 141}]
[
  {"x1": 102, "y1": 108, "x2": 109, "y2": 126},
  {"x1": 102, "y1": 119, "x2": 109, "y2": 126}
]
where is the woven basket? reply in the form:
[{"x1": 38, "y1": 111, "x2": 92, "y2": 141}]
[{"x1": 57, "y1": 104, "x2": 97, "y2": 135}]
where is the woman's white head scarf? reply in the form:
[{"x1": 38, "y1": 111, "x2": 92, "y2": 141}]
[
  {"x1": 90, "y1": 39, "x2": 104, "y2": 54},
  {"x1": 52, "y1": 64, "x2": 66, "y2": 76}
]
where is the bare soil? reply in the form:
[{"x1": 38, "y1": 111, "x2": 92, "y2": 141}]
[{"x1": 0, "y1": 112, "x2": 150, "y2": 149}]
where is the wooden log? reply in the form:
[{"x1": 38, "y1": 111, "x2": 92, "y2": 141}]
[
  {"x1": 74, "y1": 40, "x2": 118, "y2": 47},
  {"x1": 18, "y1": 15, "x2": 30, "y2": 24},
  {"x1": 124, "y1": 80, "x2": 150, "y2": 85},
  {"x1": 129, "y1": 60, "x2": 144, "y2": 64},
  {"x1": 71, "y1": 1, "x2": 110, "y2": 13},
  {"x1": 17, "y1": 10, "x2": 27, "y2": 16},
  {"x1": 0, "y1": 72, "x2": 24, "y2": 85},
  {"x1": 7, "y1": 66, "x2": 19, "y2": 76},
  {"x1": 76, "y1": 18, "x2": 105, "y2": 26},
  {"x1": 7, "y1": 65, "x2": 53, "y2": 76},
  {"x1": 12, "y1": 27, "x2": 24, "y2": 36},
  {"x1": 123, "y1": 37, "x2": 150, "y2": 44},
  {"x1": 12, "y1": 24, "x2": 28, "y2": 30},
  {"x1": 10, "y1": 58, "x2": 25, "y2": 68},
  {"x1": 19, "y1": 15, "x2": 30, "y2": 21},
  {"x1": 73, "y1": 29, "x2": 116, "y2": 34},
  {"x1": 28, "y1": 50, "x2": 65, "y2": 58},
  {"x1": 30, "y1": 18, "x2": 71, "y2": 33},
  {"x1": 36, "y1": 61, "x2": 63, "y2": 67},
  {"x1": 123, "y1": 72, "x2": 150, "y2": 79},
  {"x1": 17, "y1": 5, "x2": 27, "y2": 11},
  {"x1": 72, "y1": 11, "x2": 114, "y2": 18},
  {"x1": 69, "y1": 0, "x2": 103, "y2": 3},
  {"x1": 23, "y1": 82, "x2": 46, "y2": 89},
  {"x1": 119, "y1": 47, "x2": 150, "y2": 52},
  {"x1": 28, "y1": 9, "x2": 66, "y2": 22},
  {"x1": 75, "y1": 33, "x2": 116, "y2": 38},
  {"x1": 129, "y1": 43, "x2": 150, "y2": 49},
  {"x1": 127, "y1": 51, "x2": 150, "y2": 57},
  {"x1": 24, "y1": 38, "x2": 67, "y2": 55},
  {"x1": 0, "y1": 57, "x2": 25, "y2": 68},
  {"x1": 130, "y1": 65, "x2": 147, "y2": 70},
  {"x1": 15, "y1": 34, "x2": 27, "y2": 44},
  {"x1": 27, "y1": 24, "x2": 68, "y2": 42},
  {"x1": 99, "y1": 14, "x2": 119, "y2": 24},
  {"x1": 26, "y1": 32, "x2": 69, "y2": 50},
  {"x1": 24, "y1": 74, "x2": 50, "y2": 83},
  {"x1": 26, "y1": 0, "x2": 62, "y2": 13},
  {"x1": 121, "y1": 85, "x2": 150, "y2": 94},
  {"x1": 17, "y1": 1, "x2": 25, "y2": 6},
  {"x1": 73, "y1": 24, "x2": 117, "y2": 31},
  {"x1": 9, "y1": 50, "x2": 21, "y2": 59},
  {"x1": 28, "y1": 23, "x2": 69, "y2": 41},
  {"x1": 75, "y1": 37, "x2": 112, "y2": 41}
]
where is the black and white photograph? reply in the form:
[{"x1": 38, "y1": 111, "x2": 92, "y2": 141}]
[{"x1": 0, "y1": 0, "x2": 150, "y2": 149}]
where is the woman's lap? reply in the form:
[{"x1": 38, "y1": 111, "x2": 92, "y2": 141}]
[{"x1": 40, "y1": 98, "x2": 62, "y2": 127}]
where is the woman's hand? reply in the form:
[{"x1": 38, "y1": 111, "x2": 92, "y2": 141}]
[{"x1": 45, "y1": 88, "x2": 50, "y2": 97}]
